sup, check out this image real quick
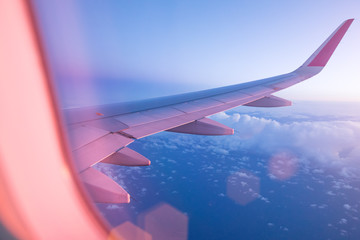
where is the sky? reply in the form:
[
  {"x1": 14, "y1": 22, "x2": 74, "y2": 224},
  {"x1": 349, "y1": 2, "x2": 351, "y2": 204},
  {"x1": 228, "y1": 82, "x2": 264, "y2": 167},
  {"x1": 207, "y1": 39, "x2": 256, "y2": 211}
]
[{"x1": 33, "y1": 0, "x2": 360, "y2": 107}]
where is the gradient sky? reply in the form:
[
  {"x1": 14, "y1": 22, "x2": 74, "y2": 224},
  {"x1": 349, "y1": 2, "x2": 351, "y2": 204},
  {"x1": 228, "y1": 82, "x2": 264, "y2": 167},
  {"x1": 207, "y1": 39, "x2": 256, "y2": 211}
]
[{"x1": 34, "y1": 0, "x2": 360, "y2": 107}]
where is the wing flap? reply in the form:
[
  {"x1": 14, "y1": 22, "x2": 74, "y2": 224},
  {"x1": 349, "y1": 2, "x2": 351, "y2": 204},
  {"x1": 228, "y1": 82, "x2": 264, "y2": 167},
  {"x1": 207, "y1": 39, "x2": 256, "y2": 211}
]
[
  {"x1": 101, "y1": 147, "x2": 151, "y2": 166},
  {"x1": 80, "y1": 167, "x2": 130, "y2": 203},
  {"x1": 172, "y1": 98, "x2": 223, "y2": 113},
  {"x1": 212, "y1": 91, "x2": 252, "y2": 103},
  {"x1": 116, "y1": 106, "x2": 183, "y2": 127},
  {"x1": 239, "y1": 85, "x2": 274, "y2": 96},
  {"x1": 67, "y1": 125, "x2": 109, "y2": 151},
  {"x1": 244, "y1": 95, "x2": 292, "y2": 107},
  {"x1": 120, "y1": 114, "x2": 193, "y2": 139},
  {"x1": 85, "y1": 118, "x2": 129, "y2": 132},
  {"x1": 167, "y1": 118, "x2": 234, "y2": 135},
  {"x1": 73, "y1": 133, "x2": 133, "y2": 172}
]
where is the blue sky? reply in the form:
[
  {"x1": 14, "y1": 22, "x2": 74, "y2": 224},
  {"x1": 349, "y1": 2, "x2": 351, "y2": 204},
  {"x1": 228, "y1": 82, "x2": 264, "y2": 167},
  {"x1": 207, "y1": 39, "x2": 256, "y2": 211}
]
[{"x1": 34, "y1": 0, "x2": 360, "y2": 106}]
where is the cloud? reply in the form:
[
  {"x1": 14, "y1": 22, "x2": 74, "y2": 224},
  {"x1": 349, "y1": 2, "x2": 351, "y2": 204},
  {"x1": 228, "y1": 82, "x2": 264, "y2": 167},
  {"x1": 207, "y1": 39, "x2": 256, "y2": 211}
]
[
  {"x1": 106, "y1": 204, "x2": 122, "y2": 210},
  {"x1": 148, "y1": 111, "x2": 360, "y2": 176},
  {"x1": 339, "y1": 218, "x2": 348, "y2": 224},
  {"x1": 343, "y1": 204, "x2": 351, "y2": 210},
  {"x1": 209, "y1": 112, "x2": 360, "y2": 174}
]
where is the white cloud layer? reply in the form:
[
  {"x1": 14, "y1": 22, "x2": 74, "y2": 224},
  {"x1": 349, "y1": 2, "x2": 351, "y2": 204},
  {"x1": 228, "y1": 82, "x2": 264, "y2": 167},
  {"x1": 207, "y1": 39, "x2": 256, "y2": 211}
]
[
  {"x1": 148, "y1": 111, "x2": 360, "y2": 177},
  {"x1": 210, "y1": 112, "x2": 360, "y2": 174}
]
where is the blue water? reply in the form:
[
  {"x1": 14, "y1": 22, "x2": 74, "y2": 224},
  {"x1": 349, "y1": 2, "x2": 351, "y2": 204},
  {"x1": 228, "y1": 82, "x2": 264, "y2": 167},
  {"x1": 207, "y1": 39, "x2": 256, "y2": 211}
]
[{"x1": 95, "y1": 128, "x2": 360, "y2": 239}]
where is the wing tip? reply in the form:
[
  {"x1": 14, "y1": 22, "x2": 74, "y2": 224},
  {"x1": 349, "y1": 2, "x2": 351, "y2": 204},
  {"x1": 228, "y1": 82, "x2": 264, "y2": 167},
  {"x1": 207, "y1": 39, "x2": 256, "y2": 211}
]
[
  {"x1": 296, "y1": 19, "x2": 354, "y2": 74},
  {"x1": 306, "y1": 19, "x2": 354, "y2": 67}
]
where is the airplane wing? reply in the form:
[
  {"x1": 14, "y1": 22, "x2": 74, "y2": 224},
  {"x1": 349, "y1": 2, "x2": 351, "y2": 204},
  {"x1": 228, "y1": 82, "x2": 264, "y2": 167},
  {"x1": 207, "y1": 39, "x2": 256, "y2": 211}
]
[{"x1": 63, "y1": 19, "x2": 354, "y2": 204}]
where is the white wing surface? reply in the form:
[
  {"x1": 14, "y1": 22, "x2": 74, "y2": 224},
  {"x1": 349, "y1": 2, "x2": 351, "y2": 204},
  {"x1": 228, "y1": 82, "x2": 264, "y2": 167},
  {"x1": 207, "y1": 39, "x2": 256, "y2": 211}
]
[{"x1": 63, "y1": 19, "x2": 354, "y2": 203}]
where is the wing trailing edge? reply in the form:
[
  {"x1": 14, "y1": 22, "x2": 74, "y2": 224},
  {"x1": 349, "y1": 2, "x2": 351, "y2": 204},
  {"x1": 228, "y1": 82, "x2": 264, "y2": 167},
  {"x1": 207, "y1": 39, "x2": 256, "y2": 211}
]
[
  {"x1": 244, "y1": 95, "x2": 291, "y2": 107},
  {"x1": 73, "y1": 133, "x2": 133, "y2": 172},
  {"x1": 101, "y1": 147, "x2": 151, "y2": 166},
  {"x1": 167, "y1": 118, "x2": 234, "y2": 135},
  {"x1": 80, "y1": 167, "x2": 130, "y2": 203}
]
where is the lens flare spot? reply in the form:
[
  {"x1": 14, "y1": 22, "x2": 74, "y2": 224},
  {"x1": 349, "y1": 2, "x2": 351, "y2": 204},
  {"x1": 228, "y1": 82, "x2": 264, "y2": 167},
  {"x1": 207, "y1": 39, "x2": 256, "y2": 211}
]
[
  {"x1": 226, "y1": 170, "x2": 260, "y2": 205},
  {"x1": 268, "y1": 151, "x2": 298, "y2": 180},
  {"x1": 138, "y1": 203, "x2": 188, "y2": 240},
  {"x1": 109, "y1": 221, "x2": 152, "y2": 240}
]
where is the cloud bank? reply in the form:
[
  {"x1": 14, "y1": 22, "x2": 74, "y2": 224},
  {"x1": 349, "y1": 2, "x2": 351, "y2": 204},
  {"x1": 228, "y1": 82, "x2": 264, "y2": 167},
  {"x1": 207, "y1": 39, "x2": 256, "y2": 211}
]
[
  {"x1": 211, "y1": 112, "x2": 360, "y2": 166},
  {"x1": 148, "y1": 111, "x2": 360, "y2": 177}
]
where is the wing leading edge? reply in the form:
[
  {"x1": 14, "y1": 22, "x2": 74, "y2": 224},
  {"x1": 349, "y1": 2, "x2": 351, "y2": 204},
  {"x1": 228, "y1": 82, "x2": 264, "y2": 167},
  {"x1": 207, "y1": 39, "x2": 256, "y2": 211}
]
[{"x1": 64, "y1": 19, "x2": 354, "y2": 203}]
